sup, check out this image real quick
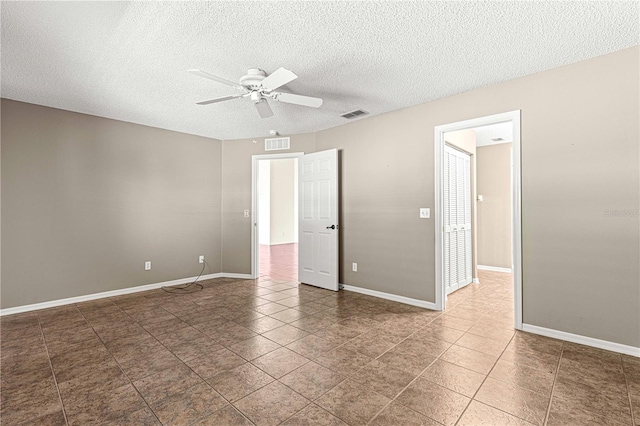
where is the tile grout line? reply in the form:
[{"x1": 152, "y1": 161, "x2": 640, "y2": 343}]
[
  {"x1": 542, "y1": 341, "x2": 565, "y2": 426},
  {"x1": 36, "y1": 312, "x2": 70, "y2": 426},
  {"x1": 363, "y1": 314, "x2": 461, "y2": 425},
  {"x1": 623, "y1": 359, "x2": 636, "y2": 426},
  {"x1": 108, "y1": 296, "x2": 253, "y2": 425},
  {"x1": 76, "y1": 301, "x2": 164, "y2": 425},
  {"x1": 453, "y1": 329, "x2": 517, "y2": 426}
]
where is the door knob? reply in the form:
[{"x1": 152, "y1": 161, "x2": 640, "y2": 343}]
[{"x1": 326, "y1": 225, "x2": 336, "y2": 229}]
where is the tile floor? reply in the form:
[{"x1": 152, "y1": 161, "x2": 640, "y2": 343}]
[{"x1": 1, "y1": 253, "x2": 638, "y2": 425}]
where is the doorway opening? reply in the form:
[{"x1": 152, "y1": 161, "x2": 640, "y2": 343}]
[
  {"x1": 251, "y1": 153, "x2": 303, "y2": 281},
  {"x1": 434, "y1": 110, "x2": 522, "y2": 330}
]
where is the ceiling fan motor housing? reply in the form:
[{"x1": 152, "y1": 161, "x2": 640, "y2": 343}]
[{"x1": 239, "y1": 69, "x2": 267, "y2": 90}]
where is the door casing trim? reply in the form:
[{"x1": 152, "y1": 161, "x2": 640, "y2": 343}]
[
  {"x1": 250, "y1": 152, "x2": 304, "y2": 280},
  {"x1": 434, "y1": 110, "x2": 522, "y2": 330}
]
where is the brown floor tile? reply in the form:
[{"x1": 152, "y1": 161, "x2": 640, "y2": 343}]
[
  {"x1": 396, "y1": 377, "x2": 470, "y2": 426},
  {"x1": 315, "y1": 347, "x2": 373, "y2": 376},
  {"x1": 413, "y1": 324, "x2": 465, "y2": 344},
  {"x1": 369, "y1": 401, "x2": 440, "y2": 425},
  {"x1": 192, "y1": 405, "x2": 253, "y2": 425},
  {"x1": 254, "y1": 302, "x2": 289, "y2": 315},
  {"x1": 489, "y1": 358, "x2": 555, "y2": 396},
  {"x1": 119, "y1": 348, "x2": 183, "y2": 382},
  {"x1": 316, "y1": 379, "x2": 391, "y2": 426},
  {"x1": 156, "y1": 325, "x2": 208, "y2": 347},
  {"x1": 376, "y1": 344, "x2": 437, "y2": 376},
  {"x1": 234, "y1": 381, "x2": 310, "y2": 426},
  {"x1": 440, "y1": 344, "x2": 498, "y2": 375},
  {"x1": 0, "y1": 378, "x2": 63, "y2": 425},
  {"x1": 269, "y1": 308, "x2": 307, "y2": 323},
  {"x1": 553, "y1": 375, "x2": 632, "y2": 425},
  {"x1": 313, "y1": 324, "x2": 363, "y2": 345},
  {"x1": 228, "y1": 335, "x2": 282, "y2": 361},
  {"x1": 12, "y1": 410, "x2": 67, "y2": 426},
  {"x1": 5, "y1": 264, "x2": 634, "y2": 426},
  {"x1": 350, "y1": 359, "x2": 416, "y2": 399},
  {"x1": 150, "y1": 382, "x2": 227, "y2": 426},
  {"x1": 107, "y1": 407, "x2": 161, "y2": 425},
  {"x1": 281, "y1": 403, "x2": 348, "y2": 425},
  {"x1": 547, "y1": 396, "x2": 628, "y2": 426},
  {"x1": 340, "y1": 331, "x2": 397, "y2": 359},
  {"x1": 509, "y1": 331, "x2": 563, "y2": 356},
  {"x1": 58, "y1": 364, "x2": 130, "y2": 398},
  {"x1": 457, "y1": 400, "x2": 535, "y2": 425},
  {"x1": 456, "y1": 332, "x2": 509, "y2": 357},
  {"x1": 186, "y1": 347, "x2": 247, "y2": 380},
  {"x1": 280, "y1": 361, "x2": 345, "y2": 400},
  {"x1": 164, "y1": 335, "x2": 224, "y2": 363},
  {"x1": 262, "y1": 324, "x2": 310, "y2": 346},
  {"x1": 243, "y1": 316, "x2": 287, "y2": 334},
  {"x1": 64, "y1": 383, "x2": 146, "y2": 426},
  {"x1": 1, "y1": 312, "x2": 40, "y2": 330},
  {"x1": 466, "y1": 322, "x2": 516, "y2": 344},
  {"x1": 251, "y1": 347, "x2": 310, "y2": 379},
  {"x1": 290, "y1": 314, "x2": 337, "y2": 333},
  {"x1": 207, "y1": 362, "x2": 274, "y2": 402},
  {"x1": 431, "y1": 314, "x2": 475, "y2": 332},
  {"x1": 132, "y1": 363, "x2": 203, "y2": 404},
  {"x1": 286, "y1": 334, "x2": 339, "y2": 359},
  {"x1": 475, "y1": 377, "x2": 549, "y2": 425},
  {"x1": 421, "y1": 359, "x2": 485, "y2": 397}
]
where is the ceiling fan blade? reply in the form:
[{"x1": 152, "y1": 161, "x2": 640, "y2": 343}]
[
  {"x1": 188, "y1": 69, "x2": 243, "y2": 90},
  {"x1": 254, "y1": 99, "x2": 274, "y2": 118},
  {"x1": 196, "y1": 94, "x2": 244, "y2": 105},
  {"x1": 273, "y1": 92, "x2": 323, "y2": 108},
  {"x1": 260, "y1": 67, "x2": 298, "y2": 91}
]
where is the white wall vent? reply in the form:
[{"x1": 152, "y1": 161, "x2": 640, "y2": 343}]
[{"x1": 265, "y1": 137, "x2": 290, "y2": 151}]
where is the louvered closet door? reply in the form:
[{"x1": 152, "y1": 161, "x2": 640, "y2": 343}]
[{"x1": 444, "y1": 145, "x2": 472, "y2": 295}]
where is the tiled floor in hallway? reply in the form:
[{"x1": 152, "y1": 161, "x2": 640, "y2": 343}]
[{"x1": 1, "y1": 253, "x2": 638, "y2": 424}]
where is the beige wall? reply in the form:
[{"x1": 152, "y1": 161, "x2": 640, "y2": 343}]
[
  {"x1": 223, "y1": 47, "x2": 639, "y2": 347},
  {"x1": 269, "y1": 158, "x2": 297, "y2": 245},
  {"x1": 445, "y1": 129, "x2": 478, "y2": 280},
  {"x1": 2, "y1": 47, "x2": 638, "y2": 348},
  {"x1": 477, "y1": 143, "x2": 512, "y2": 269},
  {"x1": 221, "y1": 134, "x2": 316, "y2": 273},
  {"x1": 1, "y1": 100, "x2": 223, "y2": 308}
]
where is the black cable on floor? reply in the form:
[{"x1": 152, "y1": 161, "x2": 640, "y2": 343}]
[{"x1": 161, "y1": 262, "x2": 205, "y2": 294}]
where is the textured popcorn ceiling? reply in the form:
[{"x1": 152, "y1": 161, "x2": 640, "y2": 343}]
[{"x1": 1, "y1": 1, "x2": 638, "y2": 140}]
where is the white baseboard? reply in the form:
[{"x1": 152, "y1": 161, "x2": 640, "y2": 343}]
[
  {"x1": 0, "y1": 273, "x2": 253, "y2": 316},
  {"x1": 522, "y1": 323, "x2": 640, "y2": 358},
  {"x1": 220, "y1": 273, "x2": 253, "y2": 279},
  {"x1": 341, "y1": 284, "x2": 439, "y2": 311},
  {"x1": 477, "y1": 265, "x2": 512, "y2": 273}
]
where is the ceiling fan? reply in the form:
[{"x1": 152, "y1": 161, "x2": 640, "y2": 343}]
[{"x1": 188, "y1": 67, "x2": 323, "y2": 118}]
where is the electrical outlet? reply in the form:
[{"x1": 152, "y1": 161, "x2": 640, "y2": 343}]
[
  {"x1": 352, "y1": 262, "x2": 357, "y2": 272},
  {"x1": 199, "y1": 255, "x2": 204, "y2": 264},
  {"x1": 243, "y1": 209, "x2": 250, "y2": 218},
  {"x1": 144, "y1": 261, "x2": 151, "y2": 271}
]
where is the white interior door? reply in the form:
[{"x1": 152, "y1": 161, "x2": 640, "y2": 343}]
[
  {"x1": 444, "y1": 145, "x2": 472, "y2": 295},
  {"x1": 298, "y1": 149, "x2": 339, "y2": 291}
]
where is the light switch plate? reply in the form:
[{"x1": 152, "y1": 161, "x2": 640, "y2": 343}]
[{"x1": 419, "y1": 208, "x2": 430, "y2": 219}]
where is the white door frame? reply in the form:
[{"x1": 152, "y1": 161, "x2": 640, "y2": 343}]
[
  {"x1": 434, "y1": 110, "x2": 523, "y2": 330},
  {"x1": 251, "y1": 152, "x2": 304, "y2": 280}
]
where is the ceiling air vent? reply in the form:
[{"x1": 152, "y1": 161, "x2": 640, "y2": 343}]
[
  {"x1": 265, "y1": 137, "x2": 290, "y2": 151},
  {"x1": 341, "y1": 109, "x2": 369, "y2": 119},
  {"x1": 492, "y1": 137, "x2": 504, "y2": 142}
]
